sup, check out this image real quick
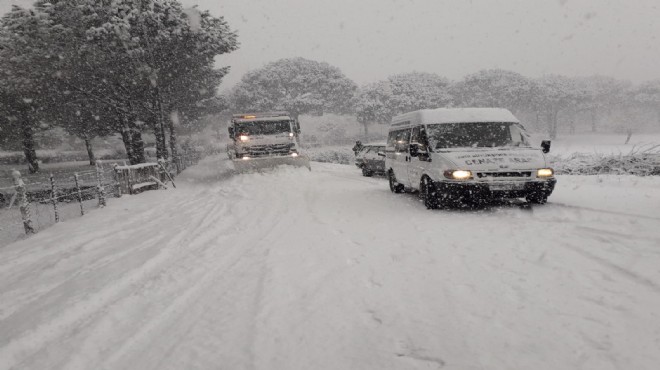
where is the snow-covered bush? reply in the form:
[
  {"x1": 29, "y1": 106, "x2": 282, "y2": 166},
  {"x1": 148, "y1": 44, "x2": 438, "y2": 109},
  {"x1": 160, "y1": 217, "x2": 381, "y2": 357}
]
[
  {"x1": 550, "y1": 144, "x2": 660, "y2": 176},
  {"x1": 305, "y1": 146, "x2": 355, "y2": 165}
]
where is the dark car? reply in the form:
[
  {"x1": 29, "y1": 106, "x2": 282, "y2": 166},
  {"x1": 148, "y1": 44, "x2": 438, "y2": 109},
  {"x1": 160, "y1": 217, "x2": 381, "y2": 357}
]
[{"x1": 355, "y1": 144, "x2": 386, "y2": 176}]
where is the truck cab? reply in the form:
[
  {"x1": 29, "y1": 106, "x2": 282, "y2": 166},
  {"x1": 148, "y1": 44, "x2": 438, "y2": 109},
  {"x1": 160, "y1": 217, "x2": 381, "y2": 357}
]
[{"x1": 227, "y1": 112, "x2": 309, "y2": 170}]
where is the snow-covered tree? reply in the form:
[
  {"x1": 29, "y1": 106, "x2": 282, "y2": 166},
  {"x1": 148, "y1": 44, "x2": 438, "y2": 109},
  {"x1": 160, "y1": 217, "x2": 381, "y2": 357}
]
[
  {"x1": 229, "y1": 58, "x2": 357, "y2": 119},
  {"x1": 45, "y1": 97, "x2": 115, "y2": 165},
  {"x1": 355, "y1": 72, "x2": 452, "y2": 136},
  {"x1": 6, "y1": 0, "x2": 239, "y2": 165},
  {"x1": 632, "y1": 80, "x2": 660, "y2": 128},
  {"x1": 451, "y1": 69, "x2": 537, "y2": 114},
  {"x1": 0, "y1": 3, "x2": 55, "y2": 172},
  {"x1": 534, "y1": 75, "x2": 586, "y2": 139},
  {"x1": 576, "y1": 76, "x2": 631, "y2": 132}
]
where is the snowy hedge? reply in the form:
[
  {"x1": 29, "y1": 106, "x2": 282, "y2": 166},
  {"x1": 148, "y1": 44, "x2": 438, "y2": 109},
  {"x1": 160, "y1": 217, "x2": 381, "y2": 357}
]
[
  {"x1": 305, "y1": 146, "x2": 355, "y2": 165},
  {"x1": 550, "y1": 145, "x2": 660, "y2": 176}
]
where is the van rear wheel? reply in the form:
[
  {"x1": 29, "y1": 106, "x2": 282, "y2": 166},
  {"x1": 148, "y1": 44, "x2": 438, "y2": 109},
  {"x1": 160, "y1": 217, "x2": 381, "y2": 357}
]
[
  {"x1": 421, "y1": 177, "x2": 439, "y2": 209},
  {"x1": 388, "y1": 170, "x2": 404, "y2": 193}
]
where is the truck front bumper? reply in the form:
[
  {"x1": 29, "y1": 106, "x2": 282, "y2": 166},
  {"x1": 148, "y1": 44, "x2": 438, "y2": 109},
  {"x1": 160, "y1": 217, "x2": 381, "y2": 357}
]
[{"x1": 232, "y1": 154, "x2": 311, "y2": 172}]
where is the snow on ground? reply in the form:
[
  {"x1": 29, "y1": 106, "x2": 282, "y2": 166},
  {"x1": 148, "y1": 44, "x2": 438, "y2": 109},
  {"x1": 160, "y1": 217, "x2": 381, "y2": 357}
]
[{"x1": 0, "y1": 156, "x2": 659, "y2": 370}]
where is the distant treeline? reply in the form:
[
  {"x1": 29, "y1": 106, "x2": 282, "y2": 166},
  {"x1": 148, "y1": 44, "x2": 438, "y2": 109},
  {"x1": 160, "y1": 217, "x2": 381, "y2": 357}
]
[{"x1": 226, "y1": 58, "x2": 660, "y2": 139}]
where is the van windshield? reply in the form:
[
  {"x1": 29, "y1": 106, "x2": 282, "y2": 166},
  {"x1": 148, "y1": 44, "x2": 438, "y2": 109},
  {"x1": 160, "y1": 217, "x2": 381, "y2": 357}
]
[
  {"x1": 235, "y1": 120, "x2": 292, "y2": 136},
  {"x1": 426, "y1": 122, "x2": 530, "y2": 149}
]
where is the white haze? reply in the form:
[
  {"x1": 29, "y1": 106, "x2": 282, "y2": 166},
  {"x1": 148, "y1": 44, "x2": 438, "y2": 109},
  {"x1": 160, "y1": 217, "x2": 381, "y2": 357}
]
[
  {"x1": 180, "y1": 0, "x2": 660, "y2": 89},
  {"x1": 2, "y1": 0, "x2": 658, "y2": 89}
]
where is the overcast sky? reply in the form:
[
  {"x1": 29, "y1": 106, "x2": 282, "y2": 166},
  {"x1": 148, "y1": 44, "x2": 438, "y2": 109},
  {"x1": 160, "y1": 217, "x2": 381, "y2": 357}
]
[{"x1": 3, "y1": 0, "x2": 660, "y2": 89}]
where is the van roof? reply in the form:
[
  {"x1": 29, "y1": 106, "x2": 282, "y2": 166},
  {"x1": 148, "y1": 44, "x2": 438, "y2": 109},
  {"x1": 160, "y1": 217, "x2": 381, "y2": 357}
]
[{"x1": 390, "y1": 108, "x2": 519, "y2": 129}]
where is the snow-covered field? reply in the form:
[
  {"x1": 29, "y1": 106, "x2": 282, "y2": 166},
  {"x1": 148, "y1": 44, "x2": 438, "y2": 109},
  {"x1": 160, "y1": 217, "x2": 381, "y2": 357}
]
[{"x1": 0, "y1": 156, "x2": 659, "y2": 370}]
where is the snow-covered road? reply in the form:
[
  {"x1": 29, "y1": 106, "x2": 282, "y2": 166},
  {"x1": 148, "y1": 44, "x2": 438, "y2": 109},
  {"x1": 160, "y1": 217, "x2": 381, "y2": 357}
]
[{"x1": 1, "y1": 156, "x2": 659, "y2": 370}]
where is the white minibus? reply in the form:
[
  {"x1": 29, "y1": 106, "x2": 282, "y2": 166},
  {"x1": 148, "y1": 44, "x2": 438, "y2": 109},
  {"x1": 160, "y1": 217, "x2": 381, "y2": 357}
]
[{"x1": 385, "y1": 108, "x2": 555, "y2": 208}]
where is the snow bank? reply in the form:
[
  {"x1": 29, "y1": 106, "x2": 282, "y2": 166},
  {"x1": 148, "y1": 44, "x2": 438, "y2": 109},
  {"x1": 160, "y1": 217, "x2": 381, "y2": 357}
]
[
  {"x1": 550, "y1": 148, "x2": 660, "y2": 175},
  {"x1": 304, "y1": 146, "x2": 355, "y2": 165}
]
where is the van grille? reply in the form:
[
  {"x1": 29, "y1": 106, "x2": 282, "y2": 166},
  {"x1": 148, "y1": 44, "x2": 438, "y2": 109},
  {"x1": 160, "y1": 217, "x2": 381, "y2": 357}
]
[
  {"x1": 477, "y1": 171, "x2": 532, "y2": 178},
  {"x1": 246, "y1": 144, "x2": 292, "y2": 157}
]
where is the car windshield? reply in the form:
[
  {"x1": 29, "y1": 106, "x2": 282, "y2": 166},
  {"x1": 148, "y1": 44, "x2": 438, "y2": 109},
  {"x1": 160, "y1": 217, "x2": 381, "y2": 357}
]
[
  {"x1": 235, "y1": 120, "x2": 291, "y2": 136},
  {"x1": 426, "y1": 122, "x2": 531, "y2": 149}
]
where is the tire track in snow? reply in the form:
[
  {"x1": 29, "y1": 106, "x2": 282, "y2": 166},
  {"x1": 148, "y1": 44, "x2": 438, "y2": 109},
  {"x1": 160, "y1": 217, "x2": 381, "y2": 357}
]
[
  {"x1": 547, "y1": 202, "x2": 660, "y2": 221},
  {"x1": 0, "y1": 184, "x2": 246, "y2": 369},
  {"x1": 0, "y1": 189, "x2": 221, "y2": 327},
  {"x1": 561, "y1": 242, "x2": 660, "y2": 295},
  {"x1": 69, "y1": 172, "x2": 289, "y2": 370}
]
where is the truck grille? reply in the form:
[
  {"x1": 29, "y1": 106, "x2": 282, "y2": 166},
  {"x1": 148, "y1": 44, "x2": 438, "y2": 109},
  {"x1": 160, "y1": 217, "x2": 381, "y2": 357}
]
[
  {"x1": 476, "y1": 171, "x2": 532, "y2": 178},
  {"x1": 246, "y1": 144, "x2": 292, "y2": 157}
]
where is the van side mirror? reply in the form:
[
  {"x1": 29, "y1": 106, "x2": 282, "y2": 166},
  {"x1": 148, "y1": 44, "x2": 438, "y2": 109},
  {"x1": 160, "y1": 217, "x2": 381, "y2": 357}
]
[
  {"x1": 228, "y1": 127, "x2": 234, "y2": 137},
  {"x1": 541, "y1": 140, "x2": 551, "y2": 154},
  {"x1": 409, "y1": 143, "x2": 419, "y2": 157}
]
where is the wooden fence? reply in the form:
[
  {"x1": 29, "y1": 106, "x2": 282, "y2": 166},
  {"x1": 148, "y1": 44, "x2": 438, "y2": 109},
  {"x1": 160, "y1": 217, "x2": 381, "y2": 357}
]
[{"x1": 0, "y1": 151, "x2": 201, "y2": 242}]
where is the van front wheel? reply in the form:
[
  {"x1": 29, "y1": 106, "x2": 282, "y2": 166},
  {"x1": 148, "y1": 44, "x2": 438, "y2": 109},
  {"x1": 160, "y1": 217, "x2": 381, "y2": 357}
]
[
  {"x1": 388, "y1": 171, "x2": 404, "y2": 193},
  {"x1": 421, "y1": 177, "x2": 439, "y2": 209}
]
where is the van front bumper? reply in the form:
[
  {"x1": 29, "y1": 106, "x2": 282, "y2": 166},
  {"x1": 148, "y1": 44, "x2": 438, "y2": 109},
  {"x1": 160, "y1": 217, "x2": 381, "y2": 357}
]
[{"x1": 434, "y1": 179, "x2": 556, "y2": 201}]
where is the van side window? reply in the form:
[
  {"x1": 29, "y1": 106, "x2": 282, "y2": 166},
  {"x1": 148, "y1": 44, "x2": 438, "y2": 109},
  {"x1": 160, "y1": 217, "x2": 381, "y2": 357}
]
[
  {"x1": 411, "y1": 126, "x2": 430, "y2": 151},
  {"x1": 394, "y1": 129, "x2": 410, "y2": 153},
  {"x1": 387, "y1": 131, "x2": 398, "y2": 150}
]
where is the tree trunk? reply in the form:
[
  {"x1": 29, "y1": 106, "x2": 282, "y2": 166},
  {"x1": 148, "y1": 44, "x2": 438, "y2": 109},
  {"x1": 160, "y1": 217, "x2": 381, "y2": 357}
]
[
  {"x1": 168, "y1": 111, "x2": 179, "y2": 166},
  {"x1": 153, "y1": 88, "x2": 168, "y2": 160},
  {"x1": 624, "y1": 129, "x2": 633, "y2": 144},
  {"x1": 545, "y1": 112, "x2": 554, "y2": 139},
  {"x1": 591, "y1": 109, "x2": 597, "y2": 132},
  {"x1": 150, "y1": 116, "x2": 168, "y2": 161},
  {"x1": 120, "y1": 122, "x2": 135, "y2": 164},
  {"x1": 130, "y1": 128, "x2": 146, "y2": 164},
  {"x1": 362, "y1": 121, "x2": 369, "y2": 139},
  {"x1": 84, "y1": 137, "x2": 96, "y2": 165},
  {"x1": 20, "y1": 110, "x2": 39, "y2": 173}
]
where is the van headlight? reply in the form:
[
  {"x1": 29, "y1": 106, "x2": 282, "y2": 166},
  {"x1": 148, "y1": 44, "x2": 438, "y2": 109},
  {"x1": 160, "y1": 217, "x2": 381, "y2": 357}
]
[
  {"x1": 537, "y1": 168, "x2": 554, "y2": 178},
  {"x1": 443, "y1": 170, "x2": 472, "y2": 180}
]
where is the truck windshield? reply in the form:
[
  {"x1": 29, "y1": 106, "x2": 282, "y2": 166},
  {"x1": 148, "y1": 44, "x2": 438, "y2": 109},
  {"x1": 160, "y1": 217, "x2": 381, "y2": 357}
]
[
  {"x1": 427, "y1": 122, "x2": 530, "y2": 149},
  {"x1": 235, "y1": 120, "x2": 292, "y2": 136}
]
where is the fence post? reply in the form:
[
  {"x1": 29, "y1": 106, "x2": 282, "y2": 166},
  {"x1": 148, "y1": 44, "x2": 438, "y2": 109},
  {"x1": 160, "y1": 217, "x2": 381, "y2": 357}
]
[
  {"x1": 95, "y1": 163, "x2": 107, "y2": 207},
  {"x1": 158, "y1": 161, "x2": 176, "y2": 188},
  {"x1": 74, "y1": 172, "x2": 84, "y2": 216},
  {"x1": 49, "y1": 173, "x2": 60, "y2": 223},
  {"x1": 113, "y1": 164, "x2": 122, "y2": 198},
  {"x1": 12, "y1": 170, "x2": 35, "y2": 234}
]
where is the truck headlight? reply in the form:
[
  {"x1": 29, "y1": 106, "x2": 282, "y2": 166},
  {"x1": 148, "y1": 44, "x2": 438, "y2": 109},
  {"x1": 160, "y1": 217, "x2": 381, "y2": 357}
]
[
  {"x1": 537, "y1": 168, "x2": 554, "y2": 178},
  {"x1": 239, "y1": 135, "x2": 249, "y2": 142},
  {"x1": 444, "y1": 170, "x2": 472, "y2": 180}
]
